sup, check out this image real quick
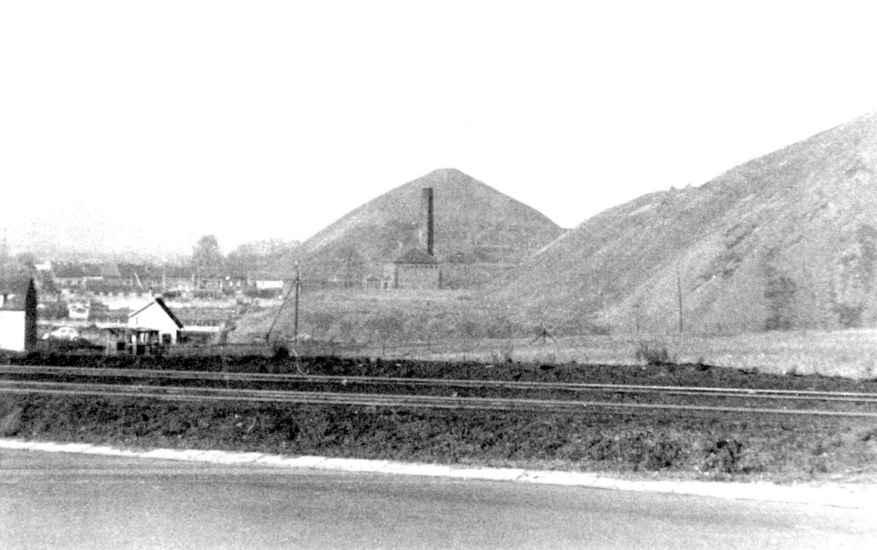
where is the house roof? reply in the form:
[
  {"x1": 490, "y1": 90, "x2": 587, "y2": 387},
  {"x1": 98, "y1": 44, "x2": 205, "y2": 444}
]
[
  {"x1": 393, "y1": 248, "x2": 438, "y2": 265},
  {"x1": 164, "y1": 265, "x2": 194, "y2": 278},
  {"x1": 82, "y1": 263, "x2": 103, "y2": 277},
  {"x1": 118, "y1": 263, "x2": 165, "y2": 280},
  {"x1": 100, "y1": 263, "x2": 121, "y2": 278},
  {"x1": 86, "y1": 281, "x2": 148, "y2": 293},
  {"x1": 0, "y1": 277, "x2": 35, "y2": 310},
  {"x1": 128, "y1": 297, "x2": 184, "y2": 329},
  {"x1": 52, "y1": 262, "x2": 103, "y2": 278},
  {"x1": 53, "y1": 263, "x2": 86, "y2": 278},
  {"x1": 247, "y1": 270, "x2": 291, "y2": 281}
]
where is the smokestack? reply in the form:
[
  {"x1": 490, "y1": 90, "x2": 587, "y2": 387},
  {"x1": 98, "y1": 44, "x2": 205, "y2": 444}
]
[{"x1": 421, "y1": 187, "x2": 434, "y2": 256}]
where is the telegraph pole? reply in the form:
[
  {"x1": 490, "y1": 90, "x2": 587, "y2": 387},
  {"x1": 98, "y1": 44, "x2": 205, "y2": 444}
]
[
  {"x1": 634, "y1": 300, "x2": 641, "y2": 335},
  {"x1": 292, "y1": 261, "x2": 301, "y2": 346},
  {"x1": 676, "y1": 263, "x2": 684, "y2": 334},
  {"x1": 265, "y1": 261, "x2": 302, "y2": 346}
]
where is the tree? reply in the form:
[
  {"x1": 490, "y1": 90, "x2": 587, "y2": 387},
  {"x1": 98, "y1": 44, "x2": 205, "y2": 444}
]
[
  {"x1": 14, "y1": 252, "x2": 36, "y2": 269},
  {"x1": 336, "y1": 245, "x2": 365, "y2": 288},
  {"x1": 226, "y1": 239, "x2": 300, "y2": 275},
  {"x1": 192, "y1": 235, "x2": 224, "y2": 275},
  {"x1": 307, "y1": 311, "x2": 336, "y2": 339},
  {"x1": 371, "y1": 312, "x2": 404, "y2": 354}
]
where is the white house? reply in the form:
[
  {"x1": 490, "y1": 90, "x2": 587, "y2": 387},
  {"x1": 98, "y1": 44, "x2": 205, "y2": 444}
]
[
  {"x1": 254, "y1": 279, "x2": 284, "y2": 291},
  {"x1": 0, "y1": 278, "x2": 38, "y2": 352},
  {"x1": 128, "y1": 297, "x2": 183, "y2": 345}
]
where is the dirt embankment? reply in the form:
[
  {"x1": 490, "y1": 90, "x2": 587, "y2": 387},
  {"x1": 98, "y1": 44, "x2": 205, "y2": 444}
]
[
  {"x1": 3, "y1": 353, "x2": 877, "y2": 482},
  {"x1": 2, "y1": 394, "x2": 876, "y2": 482}
]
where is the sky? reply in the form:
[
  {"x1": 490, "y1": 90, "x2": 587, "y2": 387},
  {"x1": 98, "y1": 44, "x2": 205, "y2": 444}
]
[{"x1": 2, "y1": 1, "x2": 877, "y2": 258}]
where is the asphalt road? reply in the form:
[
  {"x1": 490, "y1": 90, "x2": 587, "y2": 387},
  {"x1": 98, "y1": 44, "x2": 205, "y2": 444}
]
[{"x1": 1, "y1": 450, "x2": 874, "y2": 549}]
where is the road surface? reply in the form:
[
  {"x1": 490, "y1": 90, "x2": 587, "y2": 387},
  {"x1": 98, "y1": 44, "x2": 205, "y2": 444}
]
[{"x1": 1, "y1": 449, "x2": 873, "y2": 549}]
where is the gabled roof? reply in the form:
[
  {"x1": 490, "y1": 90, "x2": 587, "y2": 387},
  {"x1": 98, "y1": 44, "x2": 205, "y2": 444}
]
[
  {"x1": 82, "y1": 263, "x2": 103, "y2": 277},
  {"x1": 53, "y1": 263, "x2": 87, "y2": 278},
  {"x1": 117, "y1": 263, "x2": 163, "y2": 280},
  {"x1": 128, "y1": 297, "x2": 184, "y2": 328},
  {"x1": 0, "y1": 278, "x2": 36, "y2": 310},
  {"x1": 100, "y1": 263, "x2": 121, "y2": 278},
  {"x1": 393, "y1": 248, "x2": 438, "y2": 265},
  {"x1": 164, "y1": 265, "x2": 194, "y2": 278},
  {"x1": 0, "y1": 277, "x2": 34, "y2": 294},
  {"x1": 86, "y1": 281, "x2": 146, "y2": 293}
]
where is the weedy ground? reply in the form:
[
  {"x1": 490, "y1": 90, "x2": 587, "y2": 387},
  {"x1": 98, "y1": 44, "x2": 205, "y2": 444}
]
[
  {"x1": 410, "y1": 329, "x2": 877, "y2": 380},
  {"x1": 2, "y1": 396, "x2": 876, "y2": 483},
  {"x1": 2, "y1": 353, "x2": 877, "y2": 483}
]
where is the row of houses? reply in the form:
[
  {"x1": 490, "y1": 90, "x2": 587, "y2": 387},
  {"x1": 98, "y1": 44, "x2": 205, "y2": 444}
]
[
  {"x1": 51, "y1": 262, "x2": 244, "y2": 293},
  {"x1": 45, "y1": 261, "x2": 284, "y2": 296}
]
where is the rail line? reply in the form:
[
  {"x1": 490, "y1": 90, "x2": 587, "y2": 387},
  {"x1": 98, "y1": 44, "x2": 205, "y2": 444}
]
[
  {"x1": 2, "y1": 379, "x2": 877, "y2": 418},
  {"x1": 2, "y1": 365, "x2": 877, "y2": 405}
]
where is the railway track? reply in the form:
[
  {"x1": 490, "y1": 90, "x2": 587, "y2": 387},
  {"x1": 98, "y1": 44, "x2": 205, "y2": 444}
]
[
  {"x1": 2, "y1": 365, "x2": 877, "y2": 417},
  {"x1": 2, "y1": 379, "x2": 877, "y2": 417},
  {"x1": 3, "y1": 364, "x2": 877, "y2": 402}
]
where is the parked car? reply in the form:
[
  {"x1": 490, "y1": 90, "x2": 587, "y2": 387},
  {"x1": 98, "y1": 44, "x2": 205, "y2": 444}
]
[{"x1": 42, "y1": 326, "x2": 80, "y2": 341}]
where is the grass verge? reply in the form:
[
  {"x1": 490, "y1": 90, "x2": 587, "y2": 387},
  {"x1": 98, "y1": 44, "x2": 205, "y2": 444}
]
[{"x1": 2, "y1": 395, "x2": 876, "y2": 483}]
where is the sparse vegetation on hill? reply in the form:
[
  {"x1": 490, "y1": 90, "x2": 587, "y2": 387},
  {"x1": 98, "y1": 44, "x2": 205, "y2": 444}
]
[
  {"x1": 492, "y1": 113, "x2": 877, "y2": 334},
  {"x1": 230, "y1": 288, "x2": 540, "y2": 347},
  {"x1": 277, "y1": 168, "x2": 562, "y2": 287}
]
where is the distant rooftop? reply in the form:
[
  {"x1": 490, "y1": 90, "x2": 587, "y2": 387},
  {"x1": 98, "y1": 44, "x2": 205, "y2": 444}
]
[
  {"x1": 393, "y1": 248, "x2": 438, "y2": 265},
  {"x1": 0, "y1": 277, "x2": 35, "y2": 310}
]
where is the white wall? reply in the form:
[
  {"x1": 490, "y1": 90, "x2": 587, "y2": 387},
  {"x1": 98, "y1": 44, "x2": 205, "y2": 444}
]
[
  {"x1": 0, "y1": 310, "x2": 26, "y2": 352},
  {"x1": 128, "y1": 302, "x2": 180, "y2": 343},
  {"x1": 93, "y1": 294, "x2": 156, "y2": 310},
  {"x1": 255, "y1": 280, "x2": 284, "y2": 290}
]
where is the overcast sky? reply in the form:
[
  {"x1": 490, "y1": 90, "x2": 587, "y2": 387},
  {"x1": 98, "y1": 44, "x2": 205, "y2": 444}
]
[{"x1": 2, "y1": 1, "x2": 876, "y2": 257}]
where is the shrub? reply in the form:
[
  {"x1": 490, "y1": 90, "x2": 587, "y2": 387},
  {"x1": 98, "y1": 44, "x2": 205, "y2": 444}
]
[
  {"x1": 643, "y1": 440, "x2": 683, "y2": 470},
  {"x1": 701, "y1": 439, "x2": 744, "y2": 474},
  {"x1": 490, "y1": 342, "x2": 515, "y2": 364},
  {"x1": 635, "y1": 342, "x2": 674, "y2": 365}
]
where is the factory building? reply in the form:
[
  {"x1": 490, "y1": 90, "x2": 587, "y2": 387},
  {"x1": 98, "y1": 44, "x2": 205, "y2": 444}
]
[{"x1": 383, "y1": 187, "x2": 442, "y2": 290}]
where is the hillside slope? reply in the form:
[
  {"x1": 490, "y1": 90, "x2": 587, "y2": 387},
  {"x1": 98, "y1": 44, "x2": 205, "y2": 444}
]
[
  {"x1": 281, "y1": 169, "x2": 563, "y2": 286},
  {"x1": 493, "y1": 113, "x2": 877, "y2": 334}
]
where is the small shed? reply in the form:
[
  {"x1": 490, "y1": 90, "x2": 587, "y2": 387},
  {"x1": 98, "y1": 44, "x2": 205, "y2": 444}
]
[
  {"x1": 128, "y1": 297, "x2": 183, "y2": 345},
  {"x1": 362, "y1": 274, "x2": 382, "y2": 290},
  {"x1": 0, "y1": 278, "x2": 38, "y2": 352}
]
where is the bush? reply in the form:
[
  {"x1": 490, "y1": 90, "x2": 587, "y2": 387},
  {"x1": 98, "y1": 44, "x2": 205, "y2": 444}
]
[
  {"x1": 635, "y1": 342, "x2": 674, "y2": 365},
  {"x1": 643, "y1": 440, "x2": 683, "y2": 470},
  {"x1": 701, "y1": 439, "x2": 744, "y2": 474},
  {"x1": 490, "y1": 342, "x2": 515, "y2": 364}
]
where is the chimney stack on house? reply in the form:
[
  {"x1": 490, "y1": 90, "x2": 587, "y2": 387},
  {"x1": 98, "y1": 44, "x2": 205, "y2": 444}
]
[{"x1": 421, "y1": 187, "x2": 434, "y2": 256}]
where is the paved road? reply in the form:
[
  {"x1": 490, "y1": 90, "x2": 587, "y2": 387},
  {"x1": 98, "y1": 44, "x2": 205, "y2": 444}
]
[{"x1": 1, "y1": 450, "x2": 874, "y2": 549}]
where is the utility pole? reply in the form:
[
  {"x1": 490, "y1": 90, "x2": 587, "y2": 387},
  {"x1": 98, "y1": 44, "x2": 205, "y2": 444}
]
[
  {"x1": 634, "y1": 301, "x2": 641, "y2": 335},
  {"x1": 264, "y1": 261, "x2": 302, "y2": 346},
  {"x1": 292, "y1": 261, "x2": 301, "y2": 346},
  {"x1": 676, "y1": 263, "x2": 684, "y2": 334}
]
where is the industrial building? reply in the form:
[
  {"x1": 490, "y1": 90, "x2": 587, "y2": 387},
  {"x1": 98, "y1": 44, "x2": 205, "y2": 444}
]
[{"x1": 383, "y1": 187, "x2": 442, "y2": 289}]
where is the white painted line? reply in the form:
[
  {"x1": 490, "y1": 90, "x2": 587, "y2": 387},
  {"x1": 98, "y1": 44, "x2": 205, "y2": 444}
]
[{"x1": 1, "y1": 438, "x2": 875, "y2": 509}]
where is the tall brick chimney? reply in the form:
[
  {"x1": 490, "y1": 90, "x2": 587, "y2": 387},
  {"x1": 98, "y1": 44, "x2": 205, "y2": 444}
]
[{"x1": 421, "y1": 187, "x2": 434, "y2": 256}]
